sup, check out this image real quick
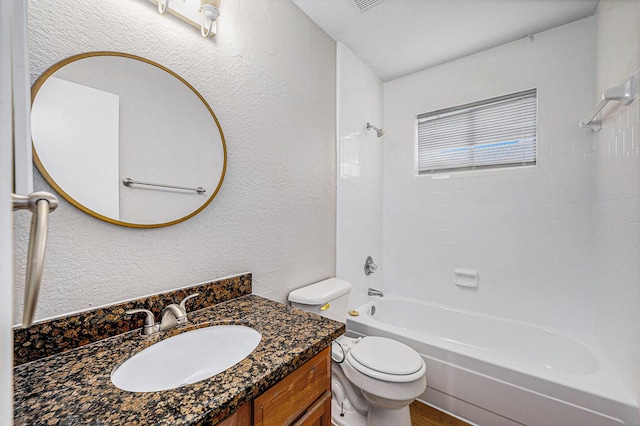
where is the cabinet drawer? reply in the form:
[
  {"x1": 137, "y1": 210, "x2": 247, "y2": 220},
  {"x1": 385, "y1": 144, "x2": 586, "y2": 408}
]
[
  {"x1": 292, "y1": 391, "x2": 331, "y2": 426},
  {"x1": 253, "y1": 347, "x2": 331, "y2": 426}
]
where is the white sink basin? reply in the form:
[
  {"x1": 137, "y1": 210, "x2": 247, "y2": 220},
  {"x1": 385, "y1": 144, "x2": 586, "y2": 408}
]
[{"x1": 111, "y1": 325, "x2": 261, "y2": 392}]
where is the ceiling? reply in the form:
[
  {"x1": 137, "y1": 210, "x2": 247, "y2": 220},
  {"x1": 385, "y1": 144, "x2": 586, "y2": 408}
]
[{"x1": 292, "y1": 0, "x2": 599, "y2": 82}]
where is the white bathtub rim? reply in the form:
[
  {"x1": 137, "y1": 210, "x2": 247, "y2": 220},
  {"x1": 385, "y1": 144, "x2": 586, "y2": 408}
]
[
  {"x1": 419, "y1": 354, "x2": 633, "y2": 426},
  {"x1": 348, "y1": 296, "x2": 637, "y2": 408},
  {"x1": 348, "y1": 323, "x2": 635, "y2": 421}
]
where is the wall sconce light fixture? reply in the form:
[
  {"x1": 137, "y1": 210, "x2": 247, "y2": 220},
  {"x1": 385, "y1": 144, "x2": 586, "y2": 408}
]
[
  {"x1": 200, "y1": 3, "x2": 219, "y2": 37},
  {"x1": 157, "y1": 0, "x2": 170, "y2": 15},
  {"x1": 148, "y1": 0, "x2": 221, "y2": 38}
]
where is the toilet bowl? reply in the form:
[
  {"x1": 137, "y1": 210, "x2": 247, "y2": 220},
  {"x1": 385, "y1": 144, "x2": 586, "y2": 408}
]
[{"x1": 288, "y1": 279, "x2": 427, "y2": 426}]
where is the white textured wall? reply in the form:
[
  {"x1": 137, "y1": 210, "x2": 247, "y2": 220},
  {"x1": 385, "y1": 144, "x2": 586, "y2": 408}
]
[
  {"x1": 13, "y1": 0, "x2": 337, "y2": 323},
  {"x1": 336, "y1": 43, "x2": 383, "y2": 310},
  {"x1": 594, "y1": 0, "x2": 640, "y2": 401},
  {"x1": 383, "y1": 18, "x2": 597, "y2": 334}
]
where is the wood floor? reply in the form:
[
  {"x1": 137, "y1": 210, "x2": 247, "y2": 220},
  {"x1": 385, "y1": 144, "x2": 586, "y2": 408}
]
[{"x1": 410, "y1": 401, "x2": 471, "y2": 426}]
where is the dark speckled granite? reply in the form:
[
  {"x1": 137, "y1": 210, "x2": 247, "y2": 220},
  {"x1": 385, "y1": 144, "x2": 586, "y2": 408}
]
[
  {"x1": 14, "y1": 294, "x2": 345, "y2": 425},
  {"x1": 14, "y1": 274, "x2": 252, "y2": 366}
]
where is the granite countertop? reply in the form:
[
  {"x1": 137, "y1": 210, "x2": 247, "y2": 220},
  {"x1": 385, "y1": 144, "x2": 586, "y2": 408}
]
[{"x1": 14, "y1": 295, "x2": 345, "y2": 425}]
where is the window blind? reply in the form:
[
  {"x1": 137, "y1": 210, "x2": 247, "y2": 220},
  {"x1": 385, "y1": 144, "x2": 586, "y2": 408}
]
[{"x1": 417, "y1": 89, "x2": 537, "y2": 174}]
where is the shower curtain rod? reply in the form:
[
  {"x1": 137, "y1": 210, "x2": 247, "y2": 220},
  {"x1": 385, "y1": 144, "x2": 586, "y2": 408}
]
[{"x1": 580, "y1": 75, "x2": 636, "y2": 132}]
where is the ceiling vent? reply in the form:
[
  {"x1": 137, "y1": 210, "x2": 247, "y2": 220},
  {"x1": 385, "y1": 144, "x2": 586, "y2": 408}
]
[{"x1": 351, "y1": 0, "x2": 386, "y2": 13}]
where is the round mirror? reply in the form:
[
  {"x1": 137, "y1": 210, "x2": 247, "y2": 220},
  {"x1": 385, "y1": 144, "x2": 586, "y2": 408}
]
[{"x1": 31, "y1": 52, "x2": 226, "y2": 228}]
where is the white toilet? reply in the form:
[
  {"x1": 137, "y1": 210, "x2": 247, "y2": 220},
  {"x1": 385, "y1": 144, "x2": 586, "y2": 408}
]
[{"x1": 288, "y1": 278, "x2": 427, "y2": 426}]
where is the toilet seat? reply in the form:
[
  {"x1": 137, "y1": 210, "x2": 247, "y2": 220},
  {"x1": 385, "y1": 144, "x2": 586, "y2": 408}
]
[{"x1": 346, "y1": 336, "x2": 426, "y2": 383}]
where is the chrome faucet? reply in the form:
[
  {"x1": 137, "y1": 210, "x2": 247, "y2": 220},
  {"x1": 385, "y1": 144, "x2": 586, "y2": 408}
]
[
  {"x1": 368, "y1": 288, "x2": 384, "y2": 297},
  {"x1": 127, "y1": 293, "x2": 199, "y2": 335},
  {"x1": 160, "y1": 303, "x2": 189, "y2": 330}
]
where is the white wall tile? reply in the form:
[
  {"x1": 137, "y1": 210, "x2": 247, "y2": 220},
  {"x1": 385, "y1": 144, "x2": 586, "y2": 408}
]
[
  {"x1": 336, "y1": 43, "x2": 384, "y2": 310},
  {"x1": 334, "y1": 0, "x2": 640, "y2": 404},
  {"x1": 383, "y1": 17, "x2": 597, "y2": 333},
  {"x1": 593, "y1": 0, "x2": 640, "y2": 400}
]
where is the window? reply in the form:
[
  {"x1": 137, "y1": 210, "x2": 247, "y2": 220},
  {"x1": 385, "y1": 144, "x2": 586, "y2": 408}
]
[{"x1": 416, "y1": 89, "x2": 537, "y2": 174}]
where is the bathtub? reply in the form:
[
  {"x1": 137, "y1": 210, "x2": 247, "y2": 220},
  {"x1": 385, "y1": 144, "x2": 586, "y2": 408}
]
[{"x1": 347, "y1": 297, "x2": 638, "y2": 426}]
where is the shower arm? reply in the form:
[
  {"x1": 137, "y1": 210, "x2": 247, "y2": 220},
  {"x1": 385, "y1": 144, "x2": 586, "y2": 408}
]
[{"x1": 366, "y1": 122, "x2": 384, "y2": 137}]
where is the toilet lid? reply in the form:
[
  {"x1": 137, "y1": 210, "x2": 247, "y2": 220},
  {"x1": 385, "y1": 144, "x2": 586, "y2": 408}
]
[{"x1": 349, "y1": 336, "x2": 423, "y2": 376}]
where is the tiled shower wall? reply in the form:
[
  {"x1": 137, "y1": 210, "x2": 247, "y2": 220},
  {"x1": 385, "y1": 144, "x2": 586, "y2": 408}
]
[
  {"x1": 594, "y1": 0, "x2": 640, "y2": 402},
  {"x1": 383, "y1": 18, "x2": 597, "y2": 334},
  {"x1": 336, "y1": 0, "x2": 640, "y2": 402},
  {"x1": 336, "y1": 43, "x2": 384, "y2": 310}
]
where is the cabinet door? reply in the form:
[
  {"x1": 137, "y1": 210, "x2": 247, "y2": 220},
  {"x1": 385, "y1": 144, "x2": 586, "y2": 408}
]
[
  {"x1": 292, "y1": 392, "x2": 331, "y2": 426},
  {"x1": 218, "y1": 402, "x2": 251, "y2": 426},
  {"x1": 253, "y1": 347, "x2": 331, "y2": 426}
]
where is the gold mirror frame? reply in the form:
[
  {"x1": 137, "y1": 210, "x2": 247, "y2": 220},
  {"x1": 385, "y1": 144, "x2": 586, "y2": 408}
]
[{"x1": 31, "y1": 52, "x2": 227, "y2": 228}]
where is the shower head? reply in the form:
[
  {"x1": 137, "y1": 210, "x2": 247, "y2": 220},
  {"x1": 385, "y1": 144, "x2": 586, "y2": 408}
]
[{"x1": 366, "y1": 122, "x2": 385, "y2": 137}]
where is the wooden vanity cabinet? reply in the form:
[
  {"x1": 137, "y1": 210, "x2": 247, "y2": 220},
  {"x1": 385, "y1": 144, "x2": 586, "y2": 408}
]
[
  {"x1": 254, "y1": 346, "x2": 331, "y2": 426},
  {"x1": 289, "y1": 391, "x2": 331, "y2": 426},
  {"x1": 218, "y1": 403, "x2": 251, "y2": 426},
  {"x1": 218, "y1": 346, "x2": 331, "y2": 426}
]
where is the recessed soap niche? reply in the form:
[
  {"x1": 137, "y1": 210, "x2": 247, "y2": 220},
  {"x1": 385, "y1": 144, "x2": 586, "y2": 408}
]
[{"x1": 453, "y1": 268, "x2": 479, "y2": 288}]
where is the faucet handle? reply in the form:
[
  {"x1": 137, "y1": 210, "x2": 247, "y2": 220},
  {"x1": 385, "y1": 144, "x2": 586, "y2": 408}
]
[
  {"x1": 364, "y1": 256, "x2": 378, "y2": 276},
  {"x1": 126, "y1": 308, "x2": 158, "y2": 335},
  {"x1": 126, "y1": 308, "x2": 155, "y2": 325},
  {"x1": 179, "y1": 293, "x2": 199, "y2": 312}
]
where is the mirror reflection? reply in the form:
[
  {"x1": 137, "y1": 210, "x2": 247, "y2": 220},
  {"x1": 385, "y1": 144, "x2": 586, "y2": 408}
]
[{"x1": 31, "y1": 52, "x2": 226, "y2": 228}]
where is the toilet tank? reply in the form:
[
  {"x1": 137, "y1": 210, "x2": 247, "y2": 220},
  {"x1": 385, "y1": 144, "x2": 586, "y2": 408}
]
[{"x1": 288, "y1": 278, "x2": 351, "y2": 323}]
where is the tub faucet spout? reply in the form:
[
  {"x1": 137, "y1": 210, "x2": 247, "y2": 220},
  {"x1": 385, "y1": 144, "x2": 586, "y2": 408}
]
[{"x1": 368, "y1": 288, "x2": 383, "y2": 297}]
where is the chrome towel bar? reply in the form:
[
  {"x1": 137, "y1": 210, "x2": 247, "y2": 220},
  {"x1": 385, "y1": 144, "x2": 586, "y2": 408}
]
[
  {"x1": 580, "y1": 75, "x2": 636, "y2": 132},
  {"x1": 12, "y1": 191, "x2": 58, "y2": 328},
  {"x1": 122, "y1": 177, "x2": 206, "y2": 194}
]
